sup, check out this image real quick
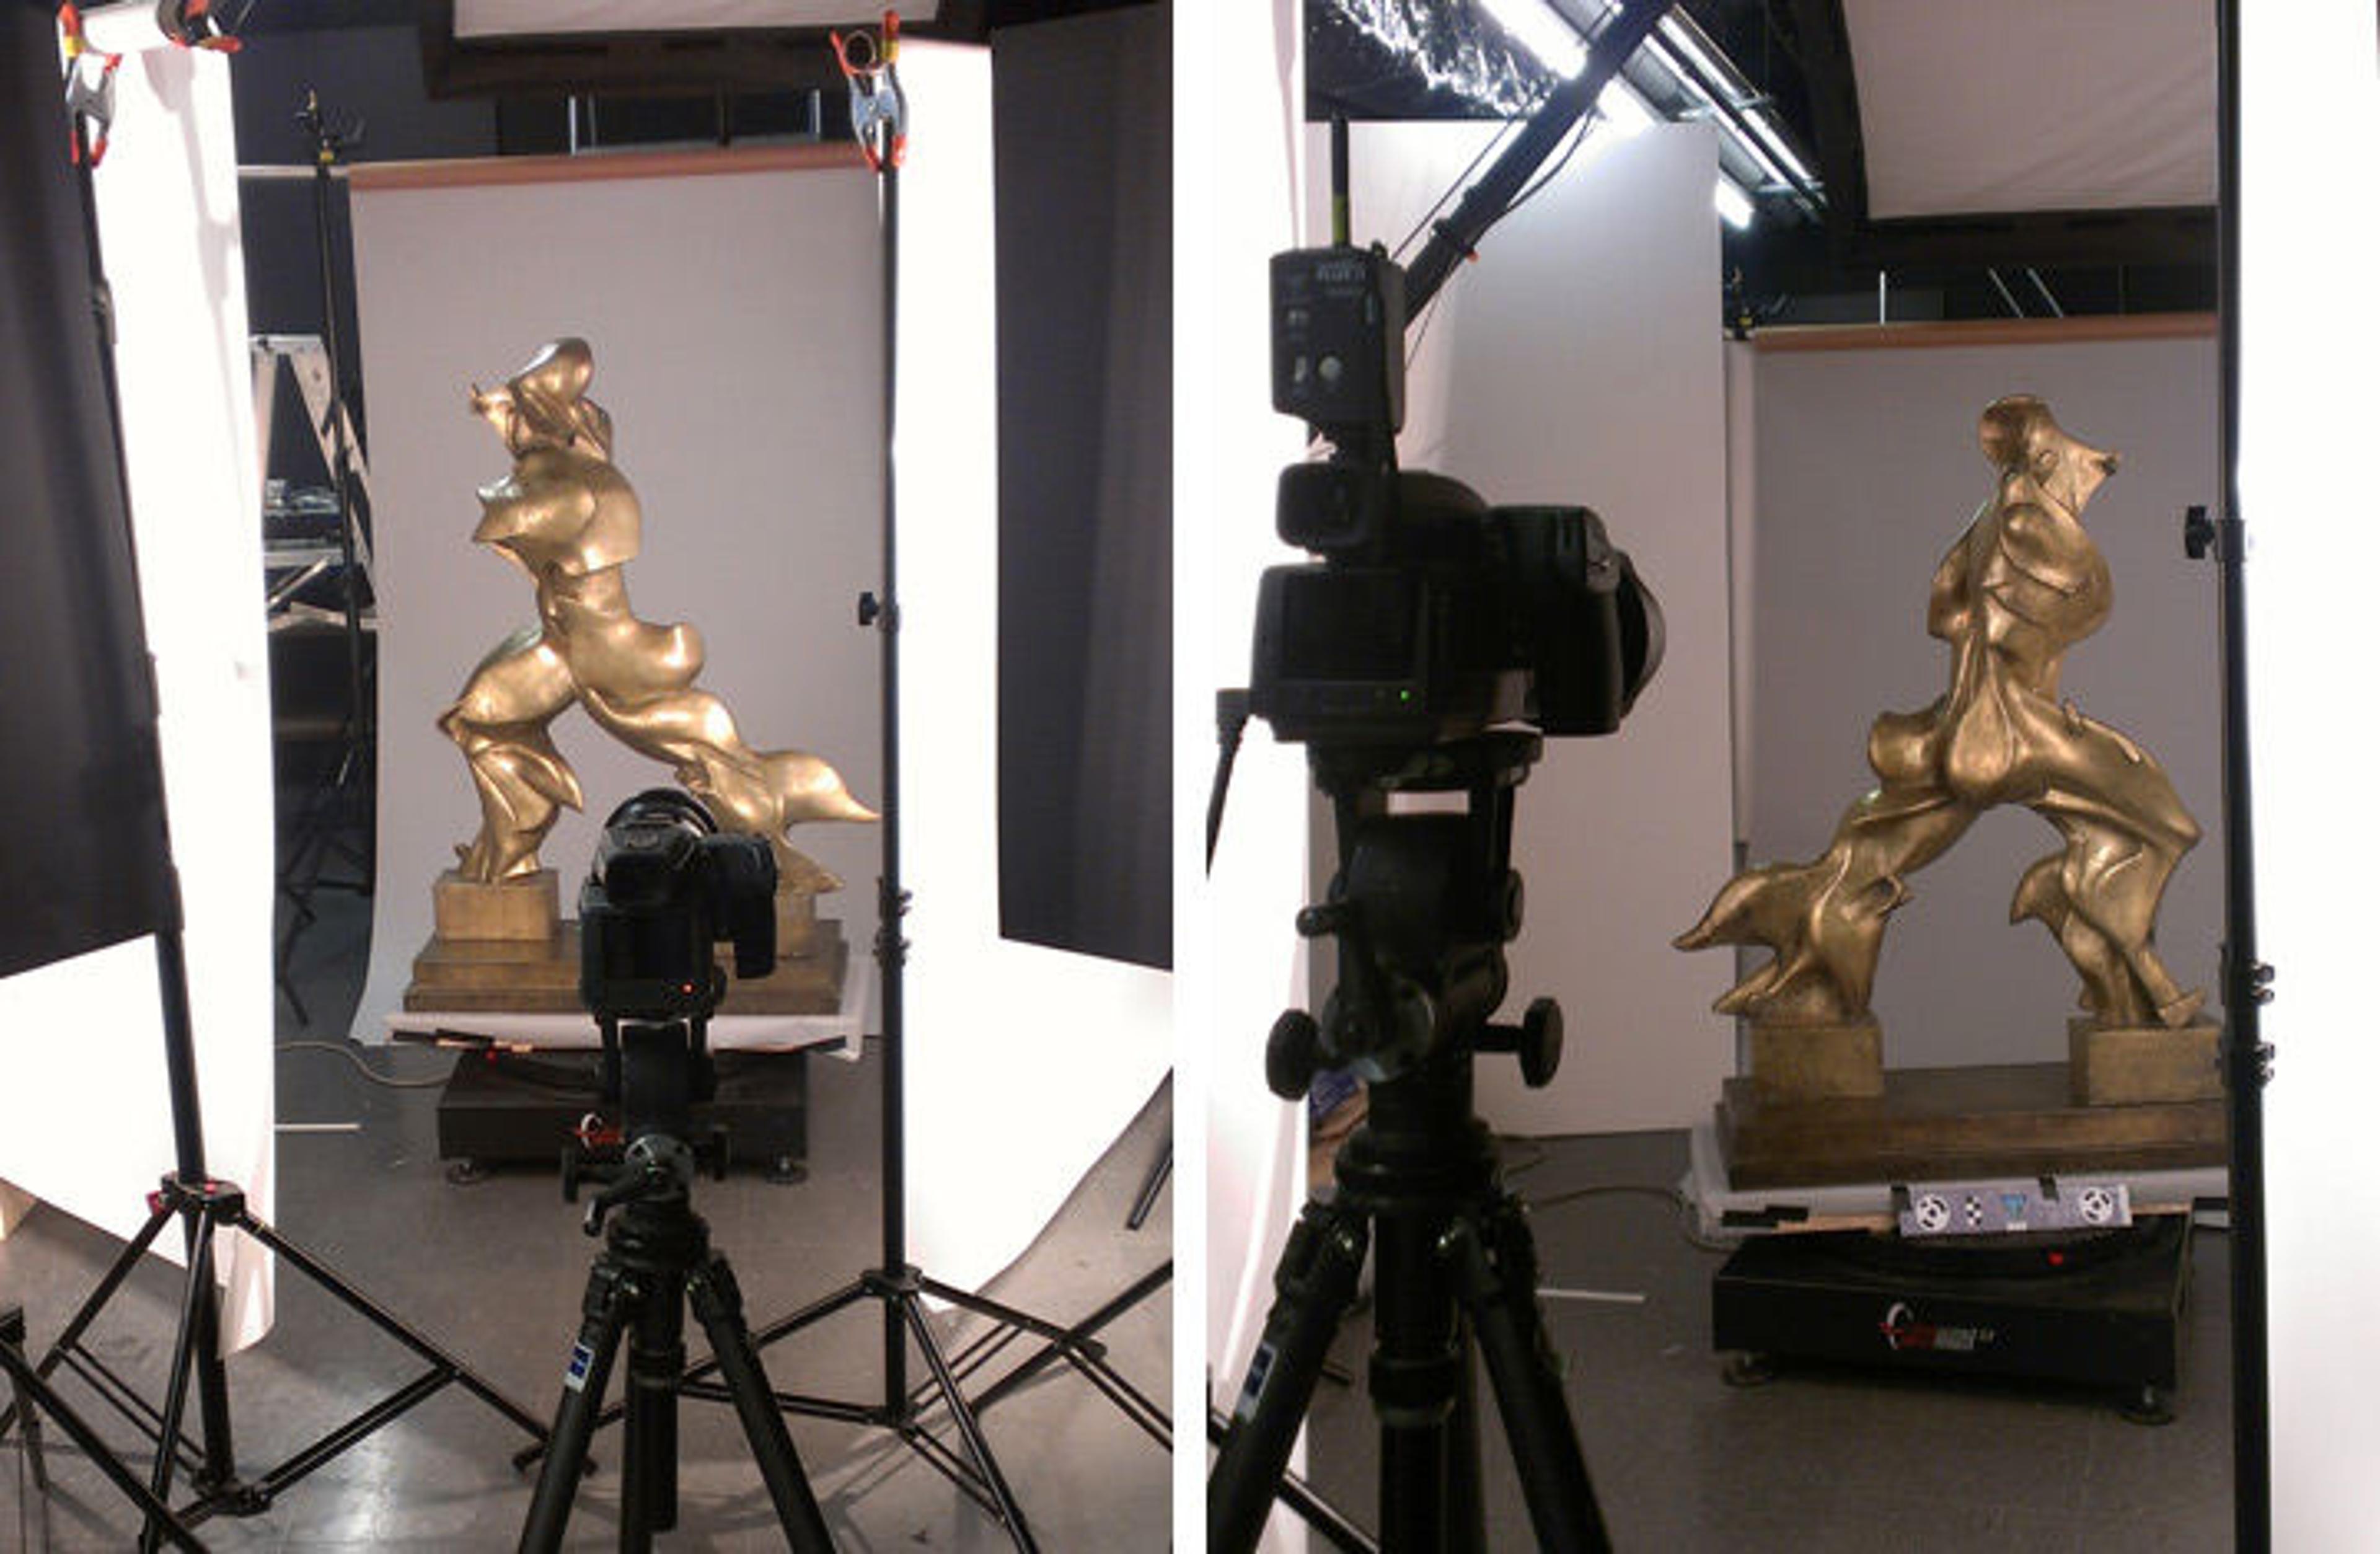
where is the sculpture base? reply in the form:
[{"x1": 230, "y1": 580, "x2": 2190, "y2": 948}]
[
  {"x1": 1717, "y1": 1062, "x2": 2226, "y2": 1190},
  {"x1": 403, "y1": 916, "x2": 849, "y2": 1017},
  {"x1": 433, "y1": 868, "x2": 560, "y2": 942},
  {"x1": 2069, "y1": 1017, "x2": 2223, "y2": 1105},
  {"x1": 1746, "y1": 1018, "x2": 1883, "y2": 1100}
]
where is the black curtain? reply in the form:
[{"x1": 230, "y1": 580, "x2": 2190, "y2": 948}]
[
  {"x1": 993, "y1": 3, "x2": 1172, "y2": 969},
  {"x1": 0, "y1": 7, "x2": 176, "y2": 979}
]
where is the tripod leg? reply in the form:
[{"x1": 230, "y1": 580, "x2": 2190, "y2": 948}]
[
  {"x1": 1209, "y1": 1199, "x2": 1370, "y2": 1554},
  {"x1": 1450, "y1": 1198, "x2": 1609, "y2": 1554},
  {"x1": 1373, "y1": 1207, "x2": 1460, "y2": 1554},
  {"x1": 622, "y1": 1264, "x2": 685, "y2": 1547},
  {"x1": 519, "y1": 1263, "x2": 633, "y2": 1554},
  {"x1": 686, "y1": 1255, "x2": 835, "y2": 1554}
]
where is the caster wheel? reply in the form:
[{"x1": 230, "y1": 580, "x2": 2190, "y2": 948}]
[
  {"x1": 767, "y1": 1155, "x2": 808, "y2": 1185},
  {"x1": 2120, "y1": 1384, "x2": 2176, "y2": 1426},
  {"x1": 1722, "y1": 1353, "x2": 1778, "y2": 1388},
  {"x1": 444, "y1": 1159, "x2": 491, "y2": 1186}
]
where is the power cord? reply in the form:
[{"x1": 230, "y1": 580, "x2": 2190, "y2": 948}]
[{"x1": 274, "y1": 1040, "x2": 449, "y2": 1090}]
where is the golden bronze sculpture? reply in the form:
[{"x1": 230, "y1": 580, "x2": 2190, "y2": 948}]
[
  {"x1": 1678, "y1": 396, "x2": 2205, "y2": 1097},
  {"x1": 440, "y1": 337, "x2": 875, "y2": 896}
]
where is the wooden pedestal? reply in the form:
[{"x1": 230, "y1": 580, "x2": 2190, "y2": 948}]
[
  {"x1": 405, "y1": 916, "x2": 850, "y2": 1015},
  {"x1": 1717, "y1": 1062, "x2": 2227, "y2": 1189}
]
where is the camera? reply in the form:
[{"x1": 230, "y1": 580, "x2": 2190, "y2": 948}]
[
  {"x1": 1249, "y1": 244, "x2": 1663, "y2": 747},
  {"x1": 579, "y1": 788, "x2": 777, "y2": 1025}
]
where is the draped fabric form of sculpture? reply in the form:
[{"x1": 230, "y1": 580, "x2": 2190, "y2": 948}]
[
  {"x1": 440, "y1": 337, "x2": 875, "y2": 894},
  {"x1": 1677, "y1": 396, "x2": 2203, "y2": 1059}
]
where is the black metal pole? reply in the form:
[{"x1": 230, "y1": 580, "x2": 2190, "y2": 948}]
[
  {"x1": 873, "y1": 148, "x2": 911, "y2": 1409},
  {"x1": 2211, "y1": 2, "x2": 2272, "y2": 1547},
  {"x1": 305, "y1": 92, "x2": 369, "y2": 780}
]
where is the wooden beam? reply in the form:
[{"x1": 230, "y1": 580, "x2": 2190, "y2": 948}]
[
  {"x1": 1755, "y1": 312, "x2": 2216, "y2": 354},
  {"x1": 348, "y1": 142, "x2": 864, "y2": 194}
]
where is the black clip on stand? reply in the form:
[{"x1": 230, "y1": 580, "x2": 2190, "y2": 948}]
[
  {"x1": 521, "y1": 1012, "x2": 834, "y2": 1552},
  {"x1": 1209, "y1": 732, "x2": 1611, "y2": 1554}
]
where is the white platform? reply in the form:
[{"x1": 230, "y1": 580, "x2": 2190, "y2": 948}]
[
  {"x1": 1682, "y1": 1120, "x2": 2229, "y2": 1240},
  {"x1": 384, "y1": 958, "x2": 868, "y2": 1060}
]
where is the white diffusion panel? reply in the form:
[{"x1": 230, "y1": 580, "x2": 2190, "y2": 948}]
[
  {"x1": 348, "y1": 154, "x2": 885, "y2": 1050},
  {"x1": 2244, "y1": 2, "x2": 2380, "y2": 1545},
  {"x1": 0, "y1": 19, "x2": 276, "y2": 1341},
  {"x1": 893, "y1": 43, "x2": 1173, "y2": 1292},
  {"x1": 1843, "y1": 0, "x2": 2214, "y2": 219},
  {"x1": 1352, "y1": 120, "x2": 1734, "y2": 1136}
]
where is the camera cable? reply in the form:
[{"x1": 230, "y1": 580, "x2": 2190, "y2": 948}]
[{"x1": 1206, "y1": 687, "x2": 1252, "y2": 872}]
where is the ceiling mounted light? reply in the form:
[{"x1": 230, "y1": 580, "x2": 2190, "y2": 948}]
[
  {"x1": 1713, "y1": 176, "x2": 1754, "y2": 230},
  {"x1": 1481, "y1": 0, "x2": 1587, "y2": 79}
]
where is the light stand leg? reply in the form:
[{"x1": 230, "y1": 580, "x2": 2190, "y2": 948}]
[
  {"x1": 140, "y1": 1222, "x2": 217, "y2": 1554},
  {"x1": 1209, "y1": 1201, "x2": 1372, "y2": 1554}
]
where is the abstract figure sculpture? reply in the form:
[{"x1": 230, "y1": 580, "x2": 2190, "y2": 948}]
[
  {"x1": 1677, "y1": 396, "x2": 2203, "y2": 1080},
  {"x1": 439, "y1": 338, "x2": 875, "y2": 894}
]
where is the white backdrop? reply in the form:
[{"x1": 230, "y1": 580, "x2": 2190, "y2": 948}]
[
  {"x1": 2242, "y1": 2, "x2": 2380, "y2": 1545},
  {"x1": 347, "y1": 151, "x2": 886, "y2": 1049},
  {"x1": 1357, "y1": 120, "x2": 1736, "y2": 1137},
  {"x1": 1181, "y1": 1, "x2": 1314, "y2": 1546},
  {"x1": 0, "y1": 13, "x2": 276, "y2": 1343},
  {"x1": 891, "y1": 43, "x2": 1173, "y2": 1294}
]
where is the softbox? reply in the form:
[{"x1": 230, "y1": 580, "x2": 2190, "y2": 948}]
[{"x1": 0, "y1": 6, "x2": 175, "y2": 981}]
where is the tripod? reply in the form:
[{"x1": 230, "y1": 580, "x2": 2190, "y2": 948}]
[
  {"x1": 1210, "y1": 733, "x2": 1610, "y2": 1553},
  {"x1": 521, "y1": 1021, "x2": 834, "y2": 1552}
]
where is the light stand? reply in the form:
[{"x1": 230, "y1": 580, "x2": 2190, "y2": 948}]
[
  {"x1": 0, "y1": 67, "x2": 545, "y2": 1553},
  {"x1": 2190, "y1": 1, "x2": 2273, "y2": 1543},
  {"x1": 508, "y1": 27, "x2": 1170, "y2": 1549},
  {"x1": 272, "y1": 88, "x2": 376, "y2": 1022}
]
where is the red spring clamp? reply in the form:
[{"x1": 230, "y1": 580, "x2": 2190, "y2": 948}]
[
  {"x1": 831, "y1": 10, "x2": 908, "y2": 171},
  {"x1": 58, "y1": 4, "x2": 121, "y2": 167}
]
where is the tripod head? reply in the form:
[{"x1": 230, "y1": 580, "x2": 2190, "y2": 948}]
[{"x1": 1266, "y1": 731, "x2": 1563, "y2": 1098}]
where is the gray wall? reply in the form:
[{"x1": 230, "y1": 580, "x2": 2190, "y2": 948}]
[{"x1": 1744, "y1": 335, "x2": 2221, "y2": 1070}]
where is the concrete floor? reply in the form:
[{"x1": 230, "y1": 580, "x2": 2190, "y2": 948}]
[
  {"x1": 0, "y1": 884, "x2": 1170, "y2": 1551},
  {"x1": 1297, "y1": 1129, "x2": 2234, "y2": 1552}
]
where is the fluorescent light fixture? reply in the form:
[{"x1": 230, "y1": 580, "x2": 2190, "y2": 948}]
[
  {"x1": 1713, "y1": 176, "x2": 1753, "y2": 229},
  {"x1": 1655, "y1": 13, "x2": 1737, "y2": 92},
  {"x1": 1483, "y1": 0, "x2": 1586, "y2": 79}
]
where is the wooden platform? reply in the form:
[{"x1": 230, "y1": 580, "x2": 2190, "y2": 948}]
[
  {"x1": 404, "y1": 919, "x2": 849, "y2": 1016},
  {"x1": 1717, "y1": 1062, "x2": 2227, "y2": 1189}
]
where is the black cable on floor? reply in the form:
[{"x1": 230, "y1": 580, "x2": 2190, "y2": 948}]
[{"x1": 274, "y1": 1040, "x2": 449, "y2": 1090}]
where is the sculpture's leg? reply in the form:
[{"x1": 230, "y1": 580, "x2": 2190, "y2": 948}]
[
  {"x1": 2024, "y1": 713, "x2": 2204, "y2": 1028},
  {"x1": 441, "y1": 629, "x2": 582, "y2": 882},
  {"x1": 2011, "y1": 853, "x2": 2146, "y2": 1025}
]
